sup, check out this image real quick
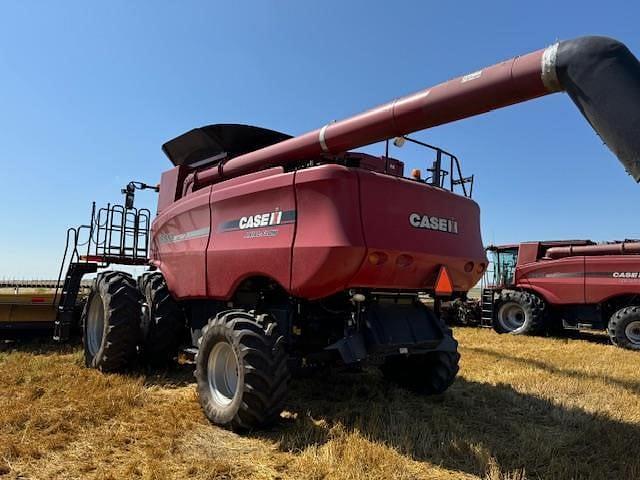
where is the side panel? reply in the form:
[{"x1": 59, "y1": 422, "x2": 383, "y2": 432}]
[
  {"x1": 150, "y1": 186, "x2": 211, "y2": 298},
  {"x1": 585, "y1": 256, "x2": 640, "y2": 303},
  {"x1": 516, "y1": 243, "x2": 540, "y2": 265},
  {"x1": 351, "y1": 170, "x2": 486, "y2": 293},
  {"x1": 291, "y1": 165, "x2": 366, "y2": 299},
  {"x1": 157, "y1": 165, "x2": 190, "y2": 215},
  {"x1": 518, "y1": 257, "x2": 585, "y2": 304},
  {"x1": 207, "y1": 170, "x2": 296, "y2": 299}
]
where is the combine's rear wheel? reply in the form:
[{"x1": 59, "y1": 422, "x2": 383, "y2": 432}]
[
  {"x1": 138, "y1": 272, "x2": 185, "y2": 365},
  {"x1": 380, "y1": 350, "x2": 460, "y2": 394},
  {"x1": 82, "y1": 271, "x2": 141, "y2": 372},
  {"x1": 380, "y1": 318, "x2": 460, "y2": 394},
  {"x1": 195, "y1": 310, "x2": 289, "y2": 431},
  {"x1": 608, "y1": 306, "x2": 640, "y2": 350},
  {"x1": 493, "y1": 290, "x2": 546, "y2": 335}
]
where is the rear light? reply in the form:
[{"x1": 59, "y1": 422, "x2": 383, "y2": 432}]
[
  {"x1": 368, "y1": 252, "x2": 388, "y2": 266},
  {"x1": 464, "y1": 261, "x2": 474, "y2": 273},
  {"x1": 396, "y1": 254, "x2": 413, "y2": 267},
  {"x1": 477, "y1": 263, "x2": 486, "y2": 273}
]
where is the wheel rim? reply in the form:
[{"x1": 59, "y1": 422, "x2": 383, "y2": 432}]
[
  {"x1": 207, "y1": 342, "x2": 240, "y2": 407},
  {"x1": 624, "y1": 320, "x2": 640, "y2": 345},
  {"x1": 497, "y1": 302, "x2": 527, "y2": 332},
  {"x1": 86, "y1": 294, "x2": 105, "y2": 356}
]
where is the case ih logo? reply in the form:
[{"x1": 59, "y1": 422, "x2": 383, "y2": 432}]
[
  {"x1": 613, "y1": 272, "x2": 640, "y2": 279},
  {"x1": 219, "y1": 209, "x2": 296, "y2": 232},
  {"x1": 240, "y1": 210, "x2": 283, "y2": 230},
  {"x1": 409, "y1": 213, "x2": 459, "y2": 234}
]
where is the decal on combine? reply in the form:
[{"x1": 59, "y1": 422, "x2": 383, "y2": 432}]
[
  {"x1": 219, "y1": 209, "x2": 296, "y2": 233},
  {"x1": 409, "y1": 213, "x2": 458, "y2": 234},
  {"x1": 158, "y1": 227, "x2": 210, "y2": 245},
  {"x1": 527, "y1": 271, "x2": 640, "y2": 280},
  {"x1": 613, "y1": 272, "x2": 640, "y2": 279}
]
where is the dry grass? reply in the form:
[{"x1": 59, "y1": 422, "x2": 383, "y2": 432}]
[{"x1": 2, "y1": 328, "x2": 640, "y2": 479}]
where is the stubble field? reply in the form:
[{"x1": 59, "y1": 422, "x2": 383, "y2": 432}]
[{"x1": 2, "y1": 327, "x2": 640, "y2": 479}]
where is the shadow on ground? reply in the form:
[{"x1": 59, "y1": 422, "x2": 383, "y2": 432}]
[
  {"x1": 257, "y1": 369, "x2": 640, "y2": 479},
  {"x1": 546, "y1": 328, "x2": 612, "y2": 345},
  {"x1": 465, "y1": 345, "x2": 640, "y2": 395},
  {"x1": 0, "y1": 331, "x2": 80, "y2": 354}
]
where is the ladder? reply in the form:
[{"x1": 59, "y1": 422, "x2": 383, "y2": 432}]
[
  {"x1": 53, "y1": 262, "x2": 98, "y2": 341},
  {"x1": 52, "y1": 201, "x2": 152, "y2": 342},
  {"x1": 480, "y1": 288, "x2": 495, "y2": 327}
]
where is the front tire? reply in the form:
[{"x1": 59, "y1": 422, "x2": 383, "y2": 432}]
[
  {"x1": 195, "y1": 310, "x2": 289, "y2": 431},
  {"x1": 608, "y1": 306, "x2": 640, "y2": 350},
  {"x1": 493, "y1": 290, "x2": 546, "y2": 335},
  {"x1": 82, "y1": 271, "x2": 141, "y2": 372}
]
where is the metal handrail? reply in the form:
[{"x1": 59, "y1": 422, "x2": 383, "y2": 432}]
[{"x1": 392, "y1": 135, "x2": 474, "y2": 198}]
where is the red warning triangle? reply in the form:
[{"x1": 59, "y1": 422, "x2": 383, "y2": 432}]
[{"x1": 435, "y1": 266, "x2": 454, "y2": 296}]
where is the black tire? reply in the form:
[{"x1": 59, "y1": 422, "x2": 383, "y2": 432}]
[
  {"x1": 380, "y1": 350, "x2": 460, "y2": 394},
  {"x1": 608, "y1": 306, "x2": 640, "y2": 350},
  {"x1": 380, "y1": 317, "x2": 460, "y2": 394},
  {"x1": 195, "y1": 310, "x2": 289, "y2": 431},
  {"x1": 138, "y1": 272, "x2": 185, "y2": 365},
  {"x1": 82, "y1": 271, "x2": 141, "y2": 372},
  {"x1": 493, "y1": 290, "x2": 546, "y2": 335}
]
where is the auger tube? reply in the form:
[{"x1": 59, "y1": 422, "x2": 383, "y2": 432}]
[
  {"x1": 192, "y1": 35, "x2": 640, "y2": 187},
  {"x1": 545, "y1": 242, "x2": 640, "y2": 260}
]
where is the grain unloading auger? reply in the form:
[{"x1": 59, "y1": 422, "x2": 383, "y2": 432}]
[
  {"x1": 50, "y1": 36, "x2": 640, "y2": 431},
  {"x1": 177, "y1": 35, "x2": 640, "y2": 185}
]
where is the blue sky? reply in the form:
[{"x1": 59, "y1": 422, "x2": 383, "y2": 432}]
[{"x1": 0, "y1": 1, "x2": 638, "y2": 278}]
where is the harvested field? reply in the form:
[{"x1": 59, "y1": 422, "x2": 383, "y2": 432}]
[{"x1": 1, "y1": 327, "x2": 640, "y2": 479}]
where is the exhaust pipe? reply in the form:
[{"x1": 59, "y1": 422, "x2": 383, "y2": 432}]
[{"x1": 193, "y1": 36, "x2": 640, "y2": 187}]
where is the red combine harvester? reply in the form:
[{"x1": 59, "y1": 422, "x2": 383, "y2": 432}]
[
  {"x1": 476, "y1": 241, "x2": 640, "y2": 348},
  {"x1": 52, "y1": 36, "x2": 640, "y2": 430}
]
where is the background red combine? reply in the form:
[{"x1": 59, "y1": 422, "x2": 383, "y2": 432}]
[{"x1": 452, "y1": 240, "x2": 640, "y2": 349}]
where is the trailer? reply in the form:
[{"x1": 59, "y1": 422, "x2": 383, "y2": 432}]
[{"x1": 0, "y1": 280, "x2": 94, "y2": 333}]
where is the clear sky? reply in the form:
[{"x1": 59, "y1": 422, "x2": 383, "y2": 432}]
[{"x1": 1, "y1": 1, "x2": 638, "y2": 278}]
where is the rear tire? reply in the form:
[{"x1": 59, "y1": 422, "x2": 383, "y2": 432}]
[
  {"x1": 380, "y1": 320, "x2": 460, "y2": 394},
  {"x1": 608, "y1": 306, "x2": 640, "y2": 350},
  {"x1": 493, "y1": 290, "x2": 546, "y2": 335},
  {"x1": 195, "y1": 310, "x2": 289, "y2": 431},
  {"x1": 138, "y1": 272, "x2": 185, "y2": 365},
  {"x1": 82, "y1": 271, "x2": 141, "y2": 372},
  {"x1": 380, "y1": 350, "x2": 460, "y2": 394}
]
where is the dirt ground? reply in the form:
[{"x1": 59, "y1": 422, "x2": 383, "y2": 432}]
[{"x1": 1, "y1": 327, "x2": 640, "y2": 480}]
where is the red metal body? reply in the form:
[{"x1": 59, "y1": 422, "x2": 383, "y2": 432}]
[
  {"x1": 149, "y1": 35, "x2": 640, "y2": 304},
  {"x1": 495, "y1": 241, "x2": 640, "y2": 306},
  {"x1": 152, "y1": 157, "x2": 485, "y2": 301}
]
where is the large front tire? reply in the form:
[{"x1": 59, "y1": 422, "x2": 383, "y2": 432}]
[
  {"x1": 82, "y1": 271, "x2": 141, "y2": 372},
  {"x1": 608, "y1": 306, "x2": 640, "y2": 350},
  {"x1": 195, "y1": 310, "x2": 289, "y2": 431},
  {"x1": 493, "y1": 290, "x2": 546, "y2": 335}
]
